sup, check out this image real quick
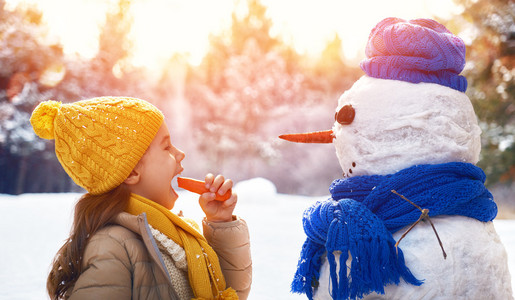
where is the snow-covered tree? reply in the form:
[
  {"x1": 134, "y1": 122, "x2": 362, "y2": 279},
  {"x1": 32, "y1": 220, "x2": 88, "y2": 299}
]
[
  {"x1": 184, "y1": 0, "x2": 350, "y2": 194},
  {"x1": 0, "y1": 0, "x2": 151, "y2": 194},
  {"x1": 0, "y1": 1, "x2": 77, "y2": 194},
  {"x1": 446, "y1": 0, "x2": 514, "y2": 185}
]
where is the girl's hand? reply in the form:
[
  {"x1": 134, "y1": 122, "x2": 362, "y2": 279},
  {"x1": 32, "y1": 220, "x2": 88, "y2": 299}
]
[{"x1": 199, "y1": 174, "x2": 237, "y2": 222}]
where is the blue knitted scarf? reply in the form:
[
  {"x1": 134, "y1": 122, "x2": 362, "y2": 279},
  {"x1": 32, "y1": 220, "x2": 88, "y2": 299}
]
[{"x1": 291, "y1": 162, "x2": 497, "y2": 299}]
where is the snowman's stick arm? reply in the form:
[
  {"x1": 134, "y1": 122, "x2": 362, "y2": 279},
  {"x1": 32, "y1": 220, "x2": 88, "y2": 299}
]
[
  {"x1": 391, "y1": 190, "x2": 423, "y2": 211},
  {"x1": 391, "y1": 190, "x2": 447, "y2": 259},
  {"x1": 394, "y1": 215, "x2": 423, "y2": 253},
  {"x1": 426, "y1": 216, "x2": 447, "y2": 259}
]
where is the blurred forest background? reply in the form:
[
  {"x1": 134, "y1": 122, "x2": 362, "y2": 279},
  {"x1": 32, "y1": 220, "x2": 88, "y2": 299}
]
[{"x1": 0, "y1": 0, "x2": 513, "y2": 214}]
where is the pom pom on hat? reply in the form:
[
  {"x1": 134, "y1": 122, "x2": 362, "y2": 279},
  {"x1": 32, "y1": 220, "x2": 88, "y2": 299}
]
[
  {"x1": 360, "y1": 17, "x2": 468, "y2": 92},
  {"x1": 30, "y1": 100, "x2": 62, "y2": 140},
  {"x1": 30, "y1": 97, "x2": 164, "y2": 195}
]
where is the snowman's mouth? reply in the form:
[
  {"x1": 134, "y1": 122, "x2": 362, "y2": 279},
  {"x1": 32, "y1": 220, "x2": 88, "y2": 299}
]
[{"x1": 278, "y1": 129, "x2": 334, "y2": 143}]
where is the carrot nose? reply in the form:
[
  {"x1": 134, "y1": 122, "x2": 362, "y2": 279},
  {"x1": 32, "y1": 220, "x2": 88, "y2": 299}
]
[{"x1": 279, "y1": 130, "x2": 334, "y2": 143}]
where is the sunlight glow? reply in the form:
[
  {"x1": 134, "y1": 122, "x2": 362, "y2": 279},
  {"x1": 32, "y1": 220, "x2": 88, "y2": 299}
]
[
  {"x1": 128, "y1": 0, "x2": 233, "y2": 68},
  {"x1": 6, "y1": 0, "x2": 111, "y2": 59},
  {"x1": 39, "y1": 63, "x2": 66, "y2": 87},
  {"x1": 6, "y1": 0, "x2": 462, "y2": 70},
  {"x1": 261, "y1": 0, "x2": 463, "y2": 63}
]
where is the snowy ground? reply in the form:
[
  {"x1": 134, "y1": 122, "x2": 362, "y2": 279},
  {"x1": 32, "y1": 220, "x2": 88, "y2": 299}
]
[{"x1": 0, "y1": 178, "x2": 514, "y2": 300}]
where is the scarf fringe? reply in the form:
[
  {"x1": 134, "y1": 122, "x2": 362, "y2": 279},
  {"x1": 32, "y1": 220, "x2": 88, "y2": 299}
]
[
  {"x1": 326, "y1": 234, "x2": 422, "y2": 299},
  {"x1": 292, "y1": 199, "x2": 422, "y2": 300}
]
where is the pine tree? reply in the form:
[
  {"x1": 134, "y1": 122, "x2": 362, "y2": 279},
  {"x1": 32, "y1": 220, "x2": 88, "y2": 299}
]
[
  {"x1": 449, "y1": 0, "x2": 515, "y2": 185},
  {"x1": 0, "y1": 1, "x2": 72, "y2": 194},
  {"x1": 188, "y1": 0, "x2": 308, "y2": 175}
]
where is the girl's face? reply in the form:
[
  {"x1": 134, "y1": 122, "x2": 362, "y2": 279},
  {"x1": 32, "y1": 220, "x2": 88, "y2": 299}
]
[{"x1": 131, "y1": 123, "x2": 185, "y2": 209}]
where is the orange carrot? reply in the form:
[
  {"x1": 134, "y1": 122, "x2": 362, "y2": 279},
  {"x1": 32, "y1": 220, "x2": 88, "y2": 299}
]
[
  {"x1": 177, "y1": 177, "x2": 232, "y2": 201},
  {"x1": 279, "y1": 130, "x2": 334, "y2": 143}
]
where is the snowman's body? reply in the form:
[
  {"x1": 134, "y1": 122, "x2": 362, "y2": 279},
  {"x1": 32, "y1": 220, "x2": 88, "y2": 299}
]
[
  {"x1": 315, "y1": 216, "x2": 513, "y2": 299},
  {"x1": 314, "y1": 76, "x2": 513, "y2": 299}
]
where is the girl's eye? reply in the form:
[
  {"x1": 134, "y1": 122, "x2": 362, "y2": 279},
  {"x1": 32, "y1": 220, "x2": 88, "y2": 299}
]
[{"x1": 335, "y1": 104, "x2": 355, "y2": 125}]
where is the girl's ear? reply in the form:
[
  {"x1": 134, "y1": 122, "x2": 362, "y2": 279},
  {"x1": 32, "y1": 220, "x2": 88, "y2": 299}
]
[{"x1": 124, "y1": 169, "x2": 140, "y2": 185}]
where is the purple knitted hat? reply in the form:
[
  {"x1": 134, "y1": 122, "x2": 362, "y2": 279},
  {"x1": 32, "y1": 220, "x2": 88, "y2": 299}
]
[{"x1": 360, "y1": 18, "x2": 467, "y2": 92}]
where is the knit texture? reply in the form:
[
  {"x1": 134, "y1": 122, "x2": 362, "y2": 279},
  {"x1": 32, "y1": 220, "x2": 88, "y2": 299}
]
[
  {"x1": 30, "y1": 97, "x2": 163, "y2": 195},
  {"x1": 126, "y1": 193, "x2": 238, "y2": 300},
  {"x1": 150, "y1": 225, "x2": 195, "y2": 300},
  {"x1": 291, "y1": 162, "x2": 497, "y2": 299},
  {"x1": 360, "y1": 18, "x2": 468, "y2": 92}
]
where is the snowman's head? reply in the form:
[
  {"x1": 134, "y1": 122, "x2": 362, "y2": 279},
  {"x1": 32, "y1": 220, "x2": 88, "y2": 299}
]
[
  {"x1": 280, "y1": 18, "x2": 481, "y2": 177},
  {"x1": 331, "y1": 76, "x2": 481, "y2": 177}
]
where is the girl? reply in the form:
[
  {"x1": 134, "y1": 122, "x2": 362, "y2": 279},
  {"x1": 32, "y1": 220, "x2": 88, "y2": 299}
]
[{"x1": 30, "y1": 97, "x2": 252, "y2": 300}]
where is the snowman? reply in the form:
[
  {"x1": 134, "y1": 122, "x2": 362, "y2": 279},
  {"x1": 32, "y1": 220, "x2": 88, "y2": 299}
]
[{"x1": 281, "y1": 18, "x2": 513, "y2": 299}]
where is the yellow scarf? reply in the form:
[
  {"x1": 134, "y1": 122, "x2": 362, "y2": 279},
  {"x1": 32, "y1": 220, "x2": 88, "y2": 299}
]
[{"x1": 126, "y1": 193, "x2": 238, "y2": 300}]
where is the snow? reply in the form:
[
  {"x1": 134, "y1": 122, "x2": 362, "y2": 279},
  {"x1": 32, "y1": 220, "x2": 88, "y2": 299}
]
[{"x1": 0, "y1": 177, "x2": 513, "y2": 299}]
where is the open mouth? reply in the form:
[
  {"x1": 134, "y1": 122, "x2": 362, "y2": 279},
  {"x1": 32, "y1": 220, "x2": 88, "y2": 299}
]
[{"x1": 171, "y1": 168, "x2": 184, "y2": 189}]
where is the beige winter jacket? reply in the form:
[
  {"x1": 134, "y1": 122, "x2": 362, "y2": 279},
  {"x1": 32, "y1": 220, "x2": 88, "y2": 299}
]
[{"x1": 68, "y1": 212, "x2": 252, "y2": 299}]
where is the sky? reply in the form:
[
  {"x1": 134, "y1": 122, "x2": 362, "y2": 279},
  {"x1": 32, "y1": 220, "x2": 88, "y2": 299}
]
[{"x1": 6, "y1": 0, "x2": 463, "y2": 70}]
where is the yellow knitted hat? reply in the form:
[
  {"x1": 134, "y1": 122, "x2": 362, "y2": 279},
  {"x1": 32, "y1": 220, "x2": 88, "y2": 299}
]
[{"x1": 30, "y1": 97, "x2": 164, "y2": 195}]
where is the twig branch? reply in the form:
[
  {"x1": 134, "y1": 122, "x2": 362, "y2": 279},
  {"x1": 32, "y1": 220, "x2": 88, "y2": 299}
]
[
  {"x1": 391, "y1": 190, "x2": 447, "y2": 259},
  {"x1": 426, "y1": 216, "x2": 447, "y2": 259},
  {"x1": 391, "y1": 190, "x2": 423, "y2": 211}
]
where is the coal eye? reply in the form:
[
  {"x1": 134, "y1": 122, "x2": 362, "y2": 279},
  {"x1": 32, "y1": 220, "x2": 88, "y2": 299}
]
[{"x1": 335, "y1": 105, "x2": 355, "y2": 125}]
